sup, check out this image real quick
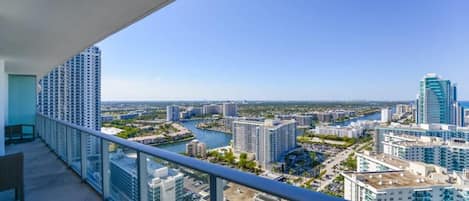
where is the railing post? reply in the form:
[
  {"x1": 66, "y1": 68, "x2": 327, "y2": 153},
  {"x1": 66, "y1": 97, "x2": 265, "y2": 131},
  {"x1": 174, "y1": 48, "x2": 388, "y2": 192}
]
[
  {"x1": 54, "y1": 121, "x2": 59, "y2": 153},
  {"x1": 138, "y1": 152, "x2": 148, "y2": 201},
  {"x1": 81, "y1": 132, "x2": 87, "y2": 181},
  {"x1": 209, "y1": 175, "x2": 223, "y2": 201},
  {"x1": 101, "y1": 139, "x2": 110, "y2": 199},
  {"x1": 66, "y1": 126, "x2": 72, "y2": 165}
]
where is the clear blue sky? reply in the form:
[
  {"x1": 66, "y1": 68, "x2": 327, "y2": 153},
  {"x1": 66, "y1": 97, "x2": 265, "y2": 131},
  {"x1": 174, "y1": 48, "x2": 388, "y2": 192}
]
[{"x1": 98, "y1": 0, "x2": 469, "y2": 101}]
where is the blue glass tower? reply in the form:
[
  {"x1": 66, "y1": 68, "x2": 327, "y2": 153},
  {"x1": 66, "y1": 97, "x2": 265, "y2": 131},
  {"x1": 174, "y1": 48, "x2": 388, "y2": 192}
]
[{"x1": 417, "y1": 73, "x2": 456, "y2": 125}]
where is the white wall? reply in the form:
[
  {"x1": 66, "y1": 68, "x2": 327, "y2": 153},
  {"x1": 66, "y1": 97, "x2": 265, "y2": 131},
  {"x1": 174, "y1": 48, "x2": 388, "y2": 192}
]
[{"x1": 0, "y1": 60, "x2": 7, "y2": 155}]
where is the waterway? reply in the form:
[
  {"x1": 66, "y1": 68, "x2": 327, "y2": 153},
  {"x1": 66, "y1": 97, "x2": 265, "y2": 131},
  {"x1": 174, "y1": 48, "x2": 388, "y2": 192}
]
[
  {"x1": 158, "y1": 112, "x2": 382, "y2": 153},
  {"x1": 333, "y1": 111, "x2": 381, "y2": 126},
  {"x1": 156, "y1": 119, "x2": 232, "y2": 153}
]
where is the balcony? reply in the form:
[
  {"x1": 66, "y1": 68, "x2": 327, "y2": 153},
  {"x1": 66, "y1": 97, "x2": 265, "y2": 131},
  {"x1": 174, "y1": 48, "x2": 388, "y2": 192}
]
[
  {"x1": 18, "y1": 113, "x2": 343, "y2": 201},
  {"x1": 3, "y1": 140, "x2": 100, "y2": 201},
  {"x1": 0, "y1": 1, "x2": 345, "y2": 200}
]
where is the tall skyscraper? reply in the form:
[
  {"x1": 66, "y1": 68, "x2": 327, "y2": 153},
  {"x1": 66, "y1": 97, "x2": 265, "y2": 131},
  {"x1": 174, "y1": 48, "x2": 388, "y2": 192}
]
[
  {"x1": 416, "y1": 73, "x2": 459, "y2": 125},
  {"x1": 166, "y1": 105, "x2": 180, "y2": 122},
  {"x1": 222, "y1": 102, "x2": 238, "y2": 117},
  {"x1": 38, "y1": 46, "x2": 101, "y2": 131},
  {"x1": 232, "y1": 119, "x2": 297, "y2": 168}
]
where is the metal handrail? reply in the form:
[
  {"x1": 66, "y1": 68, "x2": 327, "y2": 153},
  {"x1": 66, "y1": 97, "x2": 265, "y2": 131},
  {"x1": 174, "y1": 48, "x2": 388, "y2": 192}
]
[{"x1": 37, "y1": 113, "x2": 344, "y2": 201}]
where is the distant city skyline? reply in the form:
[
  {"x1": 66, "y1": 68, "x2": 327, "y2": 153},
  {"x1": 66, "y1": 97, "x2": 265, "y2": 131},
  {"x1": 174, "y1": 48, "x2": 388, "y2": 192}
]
[{"x1": 97, "y1": 0, "x2": 469, "y2": 101}]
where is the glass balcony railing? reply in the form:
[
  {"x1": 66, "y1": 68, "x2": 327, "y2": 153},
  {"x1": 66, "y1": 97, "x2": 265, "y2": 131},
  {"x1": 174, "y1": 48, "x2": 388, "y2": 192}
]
[{"x1": 36, "y1": 113, "x2": 344, "y2": 201}]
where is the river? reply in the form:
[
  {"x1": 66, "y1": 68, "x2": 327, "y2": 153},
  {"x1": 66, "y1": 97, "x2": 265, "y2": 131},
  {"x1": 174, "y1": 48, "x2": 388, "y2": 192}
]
[{"x1": 156, "y1": 119, "x2": 232, "y2": 153}]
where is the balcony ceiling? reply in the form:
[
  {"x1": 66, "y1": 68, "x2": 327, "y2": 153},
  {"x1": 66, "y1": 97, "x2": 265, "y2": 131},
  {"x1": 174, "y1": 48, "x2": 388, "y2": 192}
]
[{"x1": 0, "y1": 0, "x2": 173, "y2": 77}]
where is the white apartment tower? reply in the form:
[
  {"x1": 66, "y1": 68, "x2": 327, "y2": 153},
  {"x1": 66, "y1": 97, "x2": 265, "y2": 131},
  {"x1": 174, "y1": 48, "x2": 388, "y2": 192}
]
[
  {"x1": 166, "y1": 105, "x2": 180, "y2": 122},
  {"x1": 38, "y1": 46, "x2": 101, "y2": 131},
  {"x1": 233, "y1": 119, "x2": 297, "y2": 168}
]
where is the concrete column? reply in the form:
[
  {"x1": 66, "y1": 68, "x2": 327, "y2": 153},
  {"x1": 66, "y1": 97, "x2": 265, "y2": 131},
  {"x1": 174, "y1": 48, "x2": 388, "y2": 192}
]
[{"x1": 0, "y1": 60, "x2": 7, "y2": 155}]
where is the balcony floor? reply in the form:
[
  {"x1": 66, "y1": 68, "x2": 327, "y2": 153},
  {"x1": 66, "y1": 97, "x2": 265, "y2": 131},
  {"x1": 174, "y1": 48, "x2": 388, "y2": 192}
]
[{"x1": 2, "y1": 140, "x2": 101, "y2": 201}]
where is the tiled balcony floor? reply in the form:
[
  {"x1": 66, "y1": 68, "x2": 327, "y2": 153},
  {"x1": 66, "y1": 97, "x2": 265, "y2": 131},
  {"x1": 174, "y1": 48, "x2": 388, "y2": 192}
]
[{"x1": 2, "y1": 140, "x2": 101, "y2": 201}]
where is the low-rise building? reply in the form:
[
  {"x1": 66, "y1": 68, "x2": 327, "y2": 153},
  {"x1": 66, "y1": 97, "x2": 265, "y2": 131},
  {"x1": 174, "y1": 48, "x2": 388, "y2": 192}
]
[
  {"x1": 119, "y1": 113, "x2": 139, "y2": 120},
  {"x1": 102, "y1": 115, "x2": 114, "y2": 123},
  {"x1": 381, "y1": 134, "x2": 469, "y2": 172},
  {"x1": 343, "y1": 171, "x2": 454, "y2": 201},
  {"x1": 375, "y1": 123, "x2": 469, "y2": 153},
  {"x1": 315, "y1": 126, "x2": 363, "y2": 138}
]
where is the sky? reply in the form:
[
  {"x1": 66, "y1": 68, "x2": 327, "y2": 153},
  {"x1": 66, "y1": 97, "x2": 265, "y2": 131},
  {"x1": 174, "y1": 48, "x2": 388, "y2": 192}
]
[{"x1": 98, "y1": 0, "x2": 469, "y2": 101}]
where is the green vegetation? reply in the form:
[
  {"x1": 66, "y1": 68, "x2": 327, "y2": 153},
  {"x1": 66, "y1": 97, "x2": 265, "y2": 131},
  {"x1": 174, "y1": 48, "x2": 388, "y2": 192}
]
[
  {"x1": 318, "y1": 170, "x2": 327, "y2": 179},
  {"x1": 208, "y1": 150, "x2": 262, "y2": 174},
  {"x1": 342, "y1": 153, "x2": 357, "y2": 171}
]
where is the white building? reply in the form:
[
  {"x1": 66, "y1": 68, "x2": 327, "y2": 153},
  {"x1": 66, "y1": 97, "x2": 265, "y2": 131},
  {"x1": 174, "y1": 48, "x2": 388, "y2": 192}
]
[
  {"x1": 381, "y1": 107, "x2": 392, "y2": 123},
  {"x1": 38, "y1": 46, "x2": 101, "y2": 131},
  {"x1": 186, "y1": 139, "x2": 207, "y2": 158},
  {"x1": 465, "y1": 109, "x2": 469, "y2": 127},
  {"x1": 381, "y1": 134, "x2": 469, "y2": 172},
  {"x1": 232, "y1": 119, "x2": 297, "y2": 168},
  {"x1": 202, "y1": 104, "x2": 221, "y2": 115},
  {"x1": 166, "y1": 105, "x2": 179, "y2": 122},
  {"x1": 110, "y1": 151, "x2": 184, "y2": 201},
  {"x1": 343, "y1": 171, "x2": 454, "y2": 201},
  {"x1": 315, "y1": 126, "x2": 363, "y2": 138},
  {"x1": 396, "y1": 104, "x2": 413, "y2": 115},
  {"x1": 38, "y1": 46, "x2": 101, "y2": 156},
  {"x1": 222, "y1": 102, "x2": 238, "y2": 117},
  {"x1": 345, "y1": 152, "x2": 456, "y2": 201}
]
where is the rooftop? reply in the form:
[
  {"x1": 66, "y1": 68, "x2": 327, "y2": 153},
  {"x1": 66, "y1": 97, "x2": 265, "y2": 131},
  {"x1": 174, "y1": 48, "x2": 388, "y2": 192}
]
[
  {"x1": 358, "y1": 153, "x2": 409, "y2": 170},
  {"x1": 345, "y1": 171, "x2": 448, "y2": 190}
]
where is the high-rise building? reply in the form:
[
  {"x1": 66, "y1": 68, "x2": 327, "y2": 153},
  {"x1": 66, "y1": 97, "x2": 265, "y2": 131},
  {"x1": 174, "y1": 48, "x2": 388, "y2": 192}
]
[
  {"x1": 166, "y1": 105, "x2": 179, "y2": 122},
  {"x1": 232, "y1": 119, "x2": 297, "y2": 168},
  {"x1": 185, "y1": 139, "x2": 207, "y2": 158},
  {"x1": 465, "y1": 109, "x2": 469, "y2": 127},
  {"x1": 38, "y1": 46, "x2": 101, "y2": 131},
  {"x1": 38, "y1": 46, "x2": 102, "y2": 159},
  {"x1": 222, "y1": 102, "x2": 238, "y2": 117},
  {"x1": 416, "y1": 73, "x2": 458, "y2": 125},
  {"x1": 109, "y1": 150, "x2": 184, "y2": 201},
  {"x1": 381, "y1": 107, "x2": 392, "y2": 123}
]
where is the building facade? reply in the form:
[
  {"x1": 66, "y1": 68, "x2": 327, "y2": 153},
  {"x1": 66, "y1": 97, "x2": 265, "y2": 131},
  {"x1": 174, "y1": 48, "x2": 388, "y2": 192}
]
[
  {"x1": 416, "y1": 73, "x2": 460, "y2": 125},
  {"x1": 375, "y1": 124, "x2": 469, "y2": 153},
  {"x1": 222, "y1": 102, "x2": 238, "y2": 117},
  {"x1": 166, "y1": 105, "x2": 180, "y2": 122},
  {"x1": 186, "y1": 139, "x2": 207, "y2": 158},
  {"x1": 381, "y1": 108, "x2": 392, "y2": 123},
  {"x1": 315, "y1": 126, "x2": 363, "y2": 138},
  {"x1": 38, "y1": 46, "x2": 101, "y2": 131},
  {"x1": 232, "y1": 119, "x2": 297, "y2": 168},
  {"x1": 110, "y1": 151, "x2": 184, "y2": 201},
  {"x1": 381, "y1": 134, "x2": 469, "y2": 172}
]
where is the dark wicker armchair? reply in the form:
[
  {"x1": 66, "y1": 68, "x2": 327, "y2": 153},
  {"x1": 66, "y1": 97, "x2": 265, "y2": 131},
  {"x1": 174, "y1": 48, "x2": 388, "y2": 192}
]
[{"x1": 0, "y1": 152, "x2": 24, "y2": 201}]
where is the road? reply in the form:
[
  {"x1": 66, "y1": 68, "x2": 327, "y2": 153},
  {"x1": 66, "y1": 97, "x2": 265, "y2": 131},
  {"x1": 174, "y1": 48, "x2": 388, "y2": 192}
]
[{"x1": 317, "y1": 142, "x2": 369, "y2": 191}]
